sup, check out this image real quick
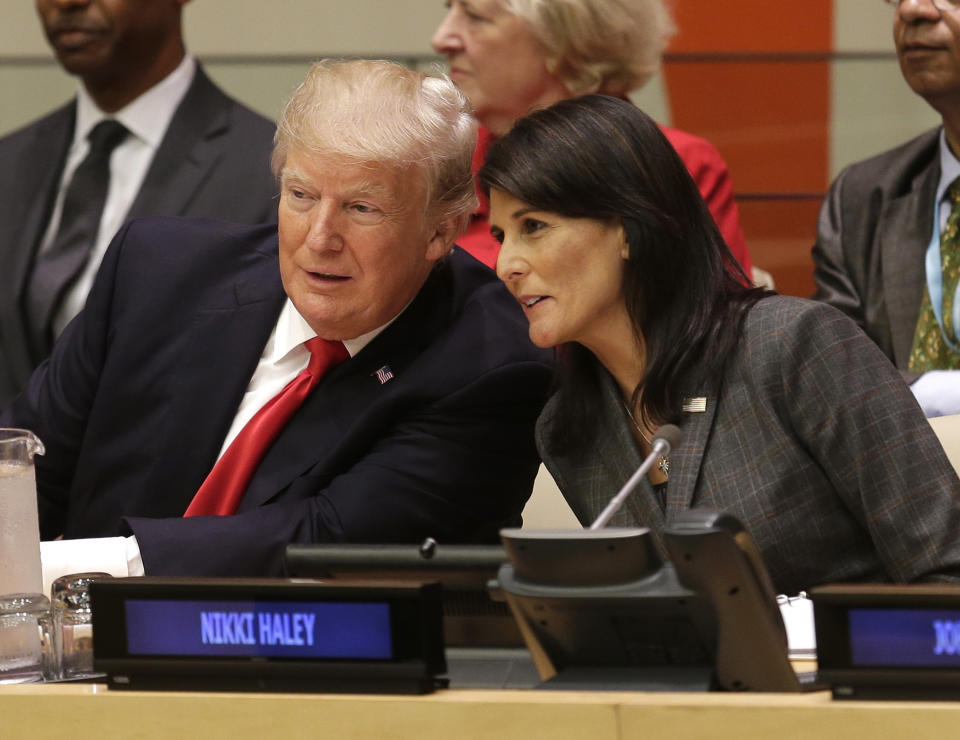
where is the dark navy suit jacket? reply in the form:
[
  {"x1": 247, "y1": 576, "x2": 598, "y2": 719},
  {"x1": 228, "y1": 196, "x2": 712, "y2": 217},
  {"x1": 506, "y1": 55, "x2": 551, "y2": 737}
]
[{"x1": 1, "y1": 217, "x2": 553, "y2": 577}]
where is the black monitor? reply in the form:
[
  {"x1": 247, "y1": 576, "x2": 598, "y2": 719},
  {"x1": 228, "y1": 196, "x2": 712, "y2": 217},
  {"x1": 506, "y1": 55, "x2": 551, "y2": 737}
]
[
  {"x1": 813, "y1": 583, "x2": 960, "y2": 700},
  {"x1": 91, "y1": 578, "x2": 446, "y2": 693}
]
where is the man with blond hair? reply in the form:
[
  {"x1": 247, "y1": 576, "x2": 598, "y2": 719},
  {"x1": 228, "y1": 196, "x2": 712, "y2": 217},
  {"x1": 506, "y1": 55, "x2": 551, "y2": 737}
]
[{"x1": 1, "y1": 59, "x2": 552, "y2": 579}]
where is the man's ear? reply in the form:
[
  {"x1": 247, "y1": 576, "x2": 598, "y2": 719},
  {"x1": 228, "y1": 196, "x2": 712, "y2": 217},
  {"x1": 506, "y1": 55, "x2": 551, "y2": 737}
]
[{"x1": 425, "y1": 215, "x2": 461, "y2": 262}]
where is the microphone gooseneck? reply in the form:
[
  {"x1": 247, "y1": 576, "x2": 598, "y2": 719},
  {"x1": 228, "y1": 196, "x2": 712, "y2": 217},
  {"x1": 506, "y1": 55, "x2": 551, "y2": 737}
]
[{"x1": 589, "y1": 424, "x2": 683, "y2": 530}]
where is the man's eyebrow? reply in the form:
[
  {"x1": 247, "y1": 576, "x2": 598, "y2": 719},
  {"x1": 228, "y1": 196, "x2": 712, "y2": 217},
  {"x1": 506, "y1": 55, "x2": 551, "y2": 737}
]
[
  {"x1": 351, "y1": 179, "x2": 395, "y2": 199},
  {"x1": 280, "y1": 170, "x2": 394, "y2": 198},
  {"x1": 280, "y1": 168, "x2": 309, "y2": 185},
  {"x1": 349, "y1": 179, "x2": 411, "y2": 216}
]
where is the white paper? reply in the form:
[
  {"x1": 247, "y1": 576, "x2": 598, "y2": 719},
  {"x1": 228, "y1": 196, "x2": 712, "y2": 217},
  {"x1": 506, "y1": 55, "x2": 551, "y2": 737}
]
[
  {"x1": 40, "y1": 537, "x2": 130, "y2": 598},
  {"x1": 778, "y1": 594, "x2": 816, "y2": 659}
]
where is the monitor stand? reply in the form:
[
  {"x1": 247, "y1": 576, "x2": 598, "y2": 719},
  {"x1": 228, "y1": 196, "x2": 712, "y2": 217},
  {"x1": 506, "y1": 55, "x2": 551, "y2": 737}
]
[
  {"x1": 444, "y1": 647, "x2": 541, "y2": 689},
  {"x1": 535, "y1": 666, "x2": 714, "y2": 692}
]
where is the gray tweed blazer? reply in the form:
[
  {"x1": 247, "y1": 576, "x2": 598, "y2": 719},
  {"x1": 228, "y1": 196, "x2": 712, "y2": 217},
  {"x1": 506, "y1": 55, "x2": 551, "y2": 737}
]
[{"x1": 537, "y1": 296, "x2": 960, "y2": 595}]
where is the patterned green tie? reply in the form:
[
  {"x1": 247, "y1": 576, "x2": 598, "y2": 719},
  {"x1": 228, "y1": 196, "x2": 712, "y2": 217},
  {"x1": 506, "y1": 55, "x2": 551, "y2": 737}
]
[{"x1": 908, "y1": 178, "x2": 960, "y2": 372}]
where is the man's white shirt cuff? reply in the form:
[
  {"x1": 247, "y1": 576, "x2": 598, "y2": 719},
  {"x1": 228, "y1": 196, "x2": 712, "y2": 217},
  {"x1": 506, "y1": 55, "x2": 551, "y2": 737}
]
[
  {"x1": 911, "y1": 370, "x2": 960, "y2": 418},
  {"x1": 40, "y1": 535, "x2": 144, "y2": 596}
]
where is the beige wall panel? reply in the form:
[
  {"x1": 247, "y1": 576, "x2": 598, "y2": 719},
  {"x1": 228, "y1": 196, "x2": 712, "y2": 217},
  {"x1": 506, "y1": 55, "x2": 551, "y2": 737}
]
[
  {"x1": 0, "y1": 0, "x2": 444, "y2": 57},
  {"x1": 521, "y1": 465, "x2": 580, "y2": 530},
  {"x1": 830, "y1": 58, "x2": 940, "y2": 178},
  {"x1": 204, "y1": 57, "x2": 444, "y2": 124},
  {"x1": 1, "y1": 56, "x2": 444, "y2": 137},
  {"x1": 202, "y1": 60, "x2": 327, "y2": 122},
  {"x1": 2, "y1": 1, "x2": 446, "y2": 56},
  {"x1": 2, "y1": 4, "x2": 49, "y2": 55},
  {"x1": 834, "y1": 0, "x2": 896, "y2": 53},
  {"x1": 184, "y1": 0, "x2": 446, "y2": 56},
  {"x1": 0, "y1": 63, "x2": 72, "y2": 136},
  {"x1": 630, "y1": 70, "x2": 672, "y2": 127},
  {"x1": 0, "y1": 56, "x2": 446, "y2": 139}
]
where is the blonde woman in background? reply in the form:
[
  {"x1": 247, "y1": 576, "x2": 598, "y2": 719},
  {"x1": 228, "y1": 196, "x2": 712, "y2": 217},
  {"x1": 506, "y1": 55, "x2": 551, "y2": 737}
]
[{"x1": 432, "y1": 0, "x2": 753, "y2": 279}]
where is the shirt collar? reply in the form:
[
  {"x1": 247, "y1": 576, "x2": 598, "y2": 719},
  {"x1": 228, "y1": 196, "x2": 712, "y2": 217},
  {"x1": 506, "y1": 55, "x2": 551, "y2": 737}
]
[
  {"x1": 73, "y1": 54, "x2": 196, "y2": 150},
  {"x1": 273, "y1": 299, "x2": 401, "y2": 361},
  {"x1": 936, "y1": 127, "x2": 960, "y2": 205}
]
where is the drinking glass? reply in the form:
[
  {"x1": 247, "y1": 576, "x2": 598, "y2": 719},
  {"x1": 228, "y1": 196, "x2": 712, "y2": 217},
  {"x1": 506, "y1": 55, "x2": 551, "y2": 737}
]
[
  {"x1": 0, "y1": 593, "x2": 49, "y2": 683},
  {"x1": 48, "y1": 572, "x2": 110, "y2": 681}
]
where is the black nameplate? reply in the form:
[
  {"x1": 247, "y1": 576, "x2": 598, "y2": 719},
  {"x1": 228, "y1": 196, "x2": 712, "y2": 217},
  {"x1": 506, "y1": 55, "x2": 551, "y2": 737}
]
[
  {"x1": 813, "y1": 583, "x2": 960, "y2": 700},
  {"x1": 90, "y1": 577, "x2": 445, "y2": 694}
]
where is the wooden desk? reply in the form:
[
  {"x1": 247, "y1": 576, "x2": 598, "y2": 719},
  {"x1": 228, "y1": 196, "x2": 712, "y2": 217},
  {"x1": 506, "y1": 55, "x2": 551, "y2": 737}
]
[{"x1": 5, "y1": 683, "x2": 960, "y2": 740}]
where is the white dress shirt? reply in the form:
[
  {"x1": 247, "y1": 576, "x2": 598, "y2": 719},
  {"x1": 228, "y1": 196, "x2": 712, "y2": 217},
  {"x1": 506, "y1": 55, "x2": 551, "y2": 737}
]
[
  {"x1": 216, "y1": 299, "x2": 388, "y2": 458},
  {"x1": 40, "y1": 55, "x2": 196, "y2": 337}
]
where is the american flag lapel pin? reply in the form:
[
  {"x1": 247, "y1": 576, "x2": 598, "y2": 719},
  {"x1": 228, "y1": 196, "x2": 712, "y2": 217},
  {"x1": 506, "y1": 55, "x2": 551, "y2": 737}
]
[
  {"x1": 373, "y1": 365, "x2": 395, "y2": 385},
  {"x1": 682, "y1": 396, "x2": 707, "y2": 413}
]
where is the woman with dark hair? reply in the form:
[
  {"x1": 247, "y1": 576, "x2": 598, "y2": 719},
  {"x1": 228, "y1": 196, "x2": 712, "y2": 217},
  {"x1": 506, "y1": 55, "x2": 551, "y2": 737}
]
[{"x1": 481, "y1": 94, "x2": 960, "y2": 594}]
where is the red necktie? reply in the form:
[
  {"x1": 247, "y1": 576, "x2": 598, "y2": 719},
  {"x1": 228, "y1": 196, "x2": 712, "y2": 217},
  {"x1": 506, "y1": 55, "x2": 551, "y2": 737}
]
[{"x1": 184, "y1": 337, "x2": 349, "y2": 517}]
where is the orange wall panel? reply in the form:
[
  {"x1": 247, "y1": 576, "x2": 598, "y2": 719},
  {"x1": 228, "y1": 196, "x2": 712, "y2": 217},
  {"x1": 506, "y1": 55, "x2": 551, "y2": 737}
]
[
  {"x1": 738, "y1": 199, "x2": 821, "y2": 297},
  {"x1": 664, "y1": 61, "x2": 831, "y2": 193},
  {"x1": 668, "y1": 0, "x2": 832, "y2": 53},
  {"x1": 663, "y1": 1, "x2": 834, "y2": 286}
]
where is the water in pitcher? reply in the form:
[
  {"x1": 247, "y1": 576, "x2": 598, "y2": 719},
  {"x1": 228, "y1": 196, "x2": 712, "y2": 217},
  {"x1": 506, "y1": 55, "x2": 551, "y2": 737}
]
[
  {"x1": 0, "y1": 461, "x2": 43, "y2": 597},
  {"x1": 0, "y1": 431, "x2": 46, "y2": 682},
  {"x1": 0, "y1": 464, "x2": 45, "y2": 681}
]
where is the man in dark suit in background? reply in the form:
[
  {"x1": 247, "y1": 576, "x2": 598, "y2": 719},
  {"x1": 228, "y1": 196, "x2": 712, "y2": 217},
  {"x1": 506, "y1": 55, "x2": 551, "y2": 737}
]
[
  {"x1": 812, "y1": 0, "x2": 960, "y2": 417},
  {"x1": 0, "y1": 59, "x2": 552, "y2": 581},
  {"x1": 0, "y1": 0, "x2": 277, "y2": 407}
]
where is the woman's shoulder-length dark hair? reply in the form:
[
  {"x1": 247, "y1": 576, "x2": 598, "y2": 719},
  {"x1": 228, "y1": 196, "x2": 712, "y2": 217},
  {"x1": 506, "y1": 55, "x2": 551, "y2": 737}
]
[{"x1": 479, "y1": 94, "x2": 768, "y2": 454}]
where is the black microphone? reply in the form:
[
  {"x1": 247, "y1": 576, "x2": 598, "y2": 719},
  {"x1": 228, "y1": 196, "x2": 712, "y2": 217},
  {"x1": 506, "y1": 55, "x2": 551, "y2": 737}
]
[{"x1": 589, "y1": 423, "x2": 683, "y2": 530}]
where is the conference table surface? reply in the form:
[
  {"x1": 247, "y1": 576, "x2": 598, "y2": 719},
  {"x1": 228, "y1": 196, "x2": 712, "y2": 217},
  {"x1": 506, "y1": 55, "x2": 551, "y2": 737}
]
[{"x1": 5, "y1": 680, "x2": 960, "y2": 740}]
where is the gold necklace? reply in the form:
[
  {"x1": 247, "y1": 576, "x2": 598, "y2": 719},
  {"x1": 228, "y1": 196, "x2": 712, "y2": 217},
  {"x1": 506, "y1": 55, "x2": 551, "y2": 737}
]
[{"x1": 622, "y1": 402, "x2": 670, "y2": 476}]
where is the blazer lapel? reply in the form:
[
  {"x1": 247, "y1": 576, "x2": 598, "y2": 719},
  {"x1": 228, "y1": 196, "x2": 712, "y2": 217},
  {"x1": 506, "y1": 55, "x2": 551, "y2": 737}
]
[
  {"x1": 664, "y1": 380, "x2": 720, "y2": 520},
  {"x1": 237, "y1": 332, "x2": 420, "y2": 511},
  {"x1": 126, "y1": 66, "x2": 232, "y2": 220},
  {"x1": 879, "y1": 158, "x2": 938, "y2": 368},
  {"x1": 589, "y1": 370, "x2": 667, "y2": 533},
  {"x1": 0, "y1": 104, "x2": 74, "y2": 372},
  {"x1": 237, "y1": 261, "x2": 450, "y2": 511},
  {"x1": 146, "y1": 251, "x2": 286, "y2": 517}
]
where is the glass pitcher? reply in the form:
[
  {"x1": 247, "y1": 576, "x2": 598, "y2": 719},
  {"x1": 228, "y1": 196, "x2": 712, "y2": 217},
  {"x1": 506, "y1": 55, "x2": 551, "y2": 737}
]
[
  {"x1": 0, "y1": 429, "x2": 45, "y2": 597},
  {"x1": 0, "y1": 429, "x2": 46, "y2": 682}
]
